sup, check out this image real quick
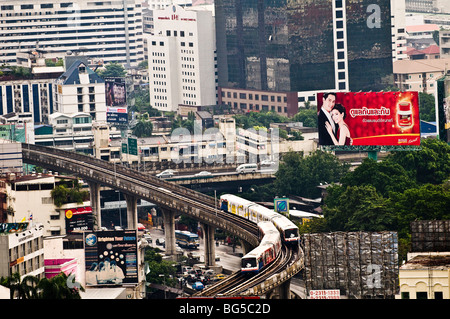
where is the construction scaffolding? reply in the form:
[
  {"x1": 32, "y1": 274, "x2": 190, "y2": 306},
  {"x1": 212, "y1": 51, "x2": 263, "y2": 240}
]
[
  {"x1": 302, "y1": 231, "x2": 399, "y2": 299},
  {"x1": 411, "y1": 220, "x2": 450, "y2": 252}
]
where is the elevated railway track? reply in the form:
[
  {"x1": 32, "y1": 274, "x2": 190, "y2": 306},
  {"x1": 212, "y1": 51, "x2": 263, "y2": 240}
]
[{"x1": 21, "y1": 143, "x2": 303, "y2": 297}]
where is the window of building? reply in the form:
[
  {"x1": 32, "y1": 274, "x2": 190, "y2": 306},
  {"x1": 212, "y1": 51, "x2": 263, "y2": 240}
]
[
  {"x1": 416, "y1": 292, "x2": 427, "y2": 300},
  {"x1": 434, "y1": 292, "x2": 443, "y2": 299}
]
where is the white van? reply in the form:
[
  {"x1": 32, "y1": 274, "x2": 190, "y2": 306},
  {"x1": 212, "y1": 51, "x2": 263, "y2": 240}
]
[{"x1": 236, "y1": 163, "x2": 258, "y2": 174}]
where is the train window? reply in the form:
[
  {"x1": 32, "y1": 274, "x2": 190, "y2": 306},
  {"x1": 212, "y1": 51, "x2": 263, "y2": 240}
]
[
  {"x1": 285, "y1": 229, "x2": 298, "y2": 238},
  {"x1": 242, "y1": 258, "x2": 256, "y2": 268}
]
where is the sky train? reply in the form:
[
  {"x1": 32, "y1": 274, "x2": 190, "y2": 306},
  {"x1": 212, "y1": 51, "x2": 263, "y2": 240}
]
[
  {"x1": 241, "y1": 221, "x2": 282, "y2": 273},
  {"x1": 219, "y1": 194, "x2": 299, "y2": 274},
  {"x1": 219, "y1": 194, "x2": 299, "y2": 245}
]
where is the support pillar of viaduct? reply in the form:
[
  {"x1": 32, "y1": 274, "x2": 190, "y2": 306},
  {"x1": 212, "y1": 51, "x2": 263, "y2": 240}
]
[
  {"x1": 200, "y1": 223, "x2": 216, "y2": 268},
  {"x1": 124, "y1": 194, "x2": 137, "y2": 230},
  {"x1": 88, "y1": 181, "x2": 101, "y2": 230},
  {"x1": 162, "y1": 209, "x2": 176, "y2": 257},
  {"x1": 266, "y1": 279, "x2": 291, "y2": 299}
]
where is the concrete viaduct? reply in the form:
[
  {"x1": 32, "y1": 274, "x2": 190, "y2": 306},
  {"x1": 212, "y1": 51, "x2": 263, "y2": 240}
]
[{"x1": 21, "y1": 143, "x2": 260, "y2": 268}]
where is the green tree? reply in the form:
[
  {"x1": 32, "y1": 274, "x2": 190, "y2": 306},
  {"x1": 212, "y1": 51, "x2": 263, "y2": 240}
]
[
  {"x1": 132, "y1": 120, "x2": 153, "y2": 138},
  {"x1": 292, "y1": 107, "x2": 318, "y2": 128},
  {"x1": 0, "y1": 272, "x2": 39, "y2": 299},
  {"x1": 38, "y1": 273, "x2": 84, "y2": 299},
  {"x1": 323, "y1": 184, "x2": 396, "y2": 232},
  {"x1": 340, "y1": 158, "x2": 416, "y2": 197},
  {"x1": 273, "y1": 150, "x2": 349, "y2": 198},
  {"x1": 51, "y1": 180, "x2": 89, "y2": 207},
  {"x1": 418, "y1": 92, "x2": 436, "y2": 122},
  {"x1": 386, "y1": 138, "x2": 450, "y2": 185},
  {"x1": 97, "y1": 62, "x2": 126, "y2": 78},
  {"x1": 144, "y1": 248, "x2": 177, "y2": 288},
  {"x1": 389, "y1": 183, "x2": 450, "y2": 239}
]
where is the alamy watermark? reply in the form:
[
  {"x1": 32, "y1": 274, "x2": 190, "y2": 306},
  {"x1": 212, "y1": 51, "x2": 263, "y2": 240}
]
[
  {"x1": 366, "y1": 4, "x2": 381, "y2": 29},
  {"x1": 366, "y1": 264, "x2": 382, "y2": 289},
  {"x1": 168, "y1": 120, "x2": 280, "y2": 170}
]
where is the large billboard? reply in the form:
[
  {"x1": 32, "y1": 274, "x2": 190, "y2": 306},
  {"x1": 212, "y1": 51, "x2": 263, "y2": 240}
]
[
  {"x1": 317, "y1": 91, "x2": 420, "y2": 147},
  {"x1": 84, "y1": 230, "x2": 138, "y2": 286},
  {"x1": 105, "y1": 77, "x2": 128, "y2": 124}
]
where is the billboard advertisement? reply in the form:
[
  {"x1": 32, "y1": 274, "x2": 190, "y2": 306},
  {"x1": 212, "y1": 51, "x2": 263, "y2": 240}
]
[
  {"x1": 317, "y1": 91, "x2": 420, "y2": 147},
  {"x1": 105, "y1": 77, "x2": 128, "y2": 124},
  {"x1": 65, "y1": 206, "x2": 94, "y2": 233},
  {"x1": 84, "y1": 230, "x2": 138, "y2": 286}
]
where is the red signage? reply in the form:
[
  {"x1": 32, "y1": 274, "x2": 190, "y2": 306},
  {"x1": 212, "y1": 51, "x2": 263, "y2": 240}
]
[{"x1": 317, "y1": 91, "x2": 420, "y2": 146}]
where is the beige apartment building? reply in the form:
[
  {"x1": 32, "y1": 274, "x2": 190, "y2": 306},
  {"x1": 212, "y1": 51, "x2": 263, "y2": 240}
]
[
  {"x1": 218, "y1": 87, "x2": 299, "y2": 118},
  {"x1": 393, "y1": 58, "x2": 450, "y2": 94},
  {"x1": 397, "y1": 252, "x2": 450, "y2": 299}
]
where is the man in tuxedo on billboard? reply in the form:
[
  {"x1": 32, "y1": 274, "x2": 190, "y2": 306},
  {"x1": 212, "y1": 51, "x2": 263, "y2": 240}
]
[{"x1": 318, "y1": 92, "x2": 337, "y2": 145}]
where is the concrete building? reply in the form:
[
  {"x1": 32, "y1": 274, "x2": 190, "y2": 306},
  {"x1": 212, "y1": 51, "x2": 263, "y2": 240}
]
[
  {"x1": 0, "y1": 141, "x2": 23, "y2": 176},
  {"x1": 393, "y1": 57, "x2": 450, "y2": 94},
  {"x1": 218, "y1": 87, "x2": 298, "y2": 118},
  {"x1": 406, "y1": 24, "x2": 440, "y2": 40},
  {"x1": 405, "y1": 0, "x2": 450, "y2": 14},
  {"x1": 398, "y1": 252, "x2": 450, "y2": 299},
  {"x1": 440, "y1": 30, "x2": 450, "y2": 58},
  {"x1": 391, "y1": 0, "x2": 408, "y2": 62},
  {"x1": 145, "y1": 4, "x2": 217, "y2": 113},
  {"x1": 3, "y1": 173, "x2": 90, "y2": 237},
  {"x1": 215, "y1": 0, "x2": 394, "y2": 98},
  {"x1": 0, "y1": 50, "x2": 64, "y2": 124},
  {"x1": 0, "y1": 222, "x2": 45, "y2": 281},
  {"x1": 0, "y1": 0, "x2": 144, "y2": 67},
  {"x1": 54, "y1": 60, "x2": 107, "y2": 122}
]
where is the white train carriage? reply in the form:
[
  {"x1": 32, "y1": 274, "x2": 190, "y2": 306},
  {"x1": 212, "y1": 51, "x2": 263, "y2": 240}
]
[
  {"x1": 241, "y1": 222, "x2": 282, "y2": 273},
  {"x1": 220, "y1": 194, "x2": 300, "y2": 245},
  {"x1": 270, "y1": 214, "x2": 300, "y2": 244}
]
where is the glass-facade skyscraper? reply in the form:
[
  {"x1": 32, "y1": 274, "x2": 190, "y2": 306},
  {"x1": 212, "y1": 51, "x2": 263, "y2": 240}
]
[{"x1": 215, "y1": 0, "x2": 393, "y2": 93}]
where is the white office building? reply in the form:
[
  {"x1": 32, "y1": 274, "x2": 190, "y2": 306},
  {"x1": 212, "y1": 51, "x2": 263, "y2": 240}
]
[
  {"x1": 54, "y1": 60, "x2": 107, "y2": 122},
  {"x1": 146, "y1": 4, "x2": 217, "y2": 113},
  {"x1": 0, "y1": 0, "x2": 144, "y2": 67}
]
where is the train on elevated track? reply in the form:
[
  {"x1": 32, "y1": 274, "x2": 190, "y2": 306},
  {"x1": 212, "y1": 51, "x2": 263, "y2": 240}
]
[{"x1": 219, "y1": 194, "x2": 299, "y2": 274}]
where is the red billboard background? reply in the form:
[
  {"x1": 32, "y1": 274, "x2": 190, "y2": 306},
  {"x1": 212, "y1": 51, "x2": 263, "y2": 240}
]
[{"x1": 317, "y1": 91, "x2": 420, "y2": 146}]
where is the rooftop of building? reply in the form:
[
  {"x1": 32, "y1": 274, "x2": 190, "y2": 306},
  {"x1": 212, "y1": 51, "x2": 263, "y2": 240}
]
[
  {"x1": 406, "y1": 24, "x2": 440, "y2": 33},
  {"x1": 393, "y1": 57, "x2": 450, "y2": 74},
  {"x1": 401, "y1": 254, "x2": 450, "y2": 270},
  {"x1": 57, "y1": 60, "x2": 104, "y2": 85}
]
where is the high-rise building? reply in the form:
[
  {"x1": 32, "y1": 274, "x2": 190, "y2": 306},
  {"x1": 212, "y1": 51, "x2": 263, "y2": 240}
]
[
  {"x1": 0, "y1": 0, "x2": 144, "y2": 68},
  {"x1": 215, "y1": 0, "x2": 394, "y2": 96},
  {"x1": 145, "y1": 5, "x2": 217, "y2": 113}
]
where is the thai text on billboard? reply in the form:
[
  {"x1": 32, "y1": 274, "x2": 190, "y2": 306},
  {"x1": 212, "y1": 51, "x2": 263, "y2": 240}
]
[
  {"x1": 317, "y1": 91, "x2": 420, "y2": 146},
  {"x1": 84, "y1": 230, "x2": 138, "y2": 286}
]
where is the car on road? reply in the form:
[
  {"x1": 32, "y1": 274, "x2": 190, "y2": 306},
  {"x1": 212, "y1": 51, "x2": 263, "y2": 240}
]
[
  {"x1": 156, "y1": 238, "x2": 165, "y2": 246},
  {"x1": 260, "y1": 160, "x2": 276, "y2": 167},
  {"x1": 143, "y1": 234, "x2": 152, "y2": 244},
  {"x1": 195, "y1": 171, "x2": 212, "y2": 177},
  {"x1": 236, "y1": 163, "x2": 257, "y2": 174},
  {"x1": 156, "y1": 169, "x2": 176, "y2": 178},
  {"x1": 192, "y1": 281, "x2": 204, "y2": 291},
  {"x1": 213, "y1": 274, "x2": 226, "y2": 281}
]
